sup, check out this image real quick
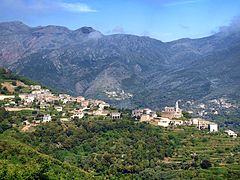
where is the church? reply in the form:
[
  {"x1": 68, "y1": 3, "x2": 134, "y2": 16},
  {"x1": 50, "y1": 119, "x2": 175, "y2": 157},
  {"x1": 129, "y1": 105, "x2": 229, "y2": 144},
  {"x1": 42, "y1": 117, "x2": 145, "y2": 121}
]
[{"x1": 161, "y1": 101, "x2": 183, "y2": 119}]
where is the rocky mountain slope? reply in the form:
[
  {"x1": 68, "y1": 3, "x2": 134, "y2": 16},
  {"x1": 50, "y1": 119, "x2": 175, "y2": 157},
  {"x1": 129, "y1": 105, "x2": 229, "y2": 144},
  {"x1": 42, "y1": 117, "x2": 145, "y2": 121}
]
[{"x1": 0, "y1": 21, "x2": 240, "y2": 109}]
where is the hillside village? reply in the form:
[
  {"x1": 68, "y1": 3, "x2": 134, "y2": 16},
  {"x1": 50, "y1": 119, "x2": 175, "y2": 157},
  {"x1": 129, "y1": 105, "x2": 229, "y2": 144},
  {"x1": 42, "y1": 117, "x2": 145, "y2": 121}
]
[
  {"x1": 182, "y1": 98, "x2": 239, "y2": 117},
  {"x1": 132, "y1": 101, "x2": 237, "y2": 137},
  {"x1": 0, "y1": 70, "x2": 240, "y2": 179},
  {"x1": 0, "y1": 81, "x2": 238, "y2": 137}
]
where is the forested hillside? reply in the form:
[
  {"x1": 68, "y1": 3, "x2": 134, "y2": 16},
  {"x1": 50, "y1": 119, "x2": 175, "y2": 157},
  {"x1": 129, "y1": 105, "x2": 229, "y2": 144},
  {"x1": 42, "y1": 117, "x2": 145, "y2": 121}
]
[{"x1": 1, "y1": 110, "x2": 240, "y2": 179}]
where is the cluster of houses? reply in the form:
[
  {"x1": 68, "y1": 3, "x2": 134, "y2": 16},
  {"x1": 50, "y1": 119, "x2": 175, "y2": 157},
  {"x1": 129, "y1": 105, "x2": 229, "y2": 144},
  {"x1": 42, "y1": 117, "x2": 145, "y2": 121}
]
[
  {"x1": 1, "y1": 85, "x2": 123, "y2": 125},
  {"x1": 104, "y1": 89, "x2": 133, "y2": 100},
  {"x1": 0, "y1": 84, "x2": 238, "y2": 137},
  {"x1": 132, "y1": 101, "x2": 237, "y2": 136},
  {"x1": 19, "y1": 85, "x2": 87, "y2": 106}
]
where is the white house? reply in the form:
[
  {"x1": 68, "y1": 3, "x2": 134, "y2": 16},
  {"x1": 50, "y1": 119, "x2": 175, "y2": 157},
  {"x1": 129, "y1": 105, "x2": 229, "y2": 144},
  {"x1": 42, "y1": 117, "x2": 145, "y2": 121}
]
[
  {"x1": 32, "y1": 90, "x2": 41, "y2": 95},
  {"x1": 111, "y1": 112, "x2": 121, "y2": 119},
  {"x1": 19, "y1": 94, "x2": 27, "y2": 100},
  {"x1": 191, "y1": 118, "x2": 210, "y2": 129},
  {"x1": 30, "y1": 85, "x2": 41, "y2": 90},
  {"x1": 26, "y1": 95, "x2": 35, "y2": 102},
  {"x1": 60, "y1": 118, "x2": 69, "y2": 122},
  {"x1": 171, "y1": 120, "x2": 184, "y2": 126},
  {"x1": 63, "y1": 99, "x2": 68, "y2": 104},
  {"x1": 209, "y1": 123, "x2": 218, "y2": 132},
  {"x1": 132, "y1": 109, "x2": 143, "y2": 117},
  {"x1": 143, "y1": 108, "x2": 152, "y2": 115},
  {"x1": 99, "y1": 103, "x2": 110, "y2": 110},
  {"x1": 0, "y1": 95, "x2": 15, "y2": 100},
  {"x1": 191, "y1": 118, "x2": 200, "y2": 125},
  {"x1": 225, "y1": 130, "x2": 237, "y2": 138},
  {"x1": 77, "y1": 96, "x2": 85, "y2": 102},
  {"x1": 40, "y1": 104, "x2": 50, "y2": 109},
  {"x1": 43, "y1": 115, "x2": 51, "y2": 123},
  {"x1": 158, "y1": 118, "x2": 171, "y2": 127},
  {"x1": 71, "y1": 112, "x2": 84, "y2": 119}
]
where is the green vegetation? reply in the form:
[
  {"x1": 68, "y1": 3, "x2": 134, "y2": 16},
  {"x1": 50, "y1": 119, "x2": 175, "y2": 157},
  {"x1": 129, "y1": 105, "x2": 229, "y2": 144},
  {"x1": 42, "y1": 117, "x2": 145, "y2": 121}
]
[
  {"x1": 0, "y1": 67, "x2": 240, "y2": 179},
  {"x1": 0, "y1": 115, "x2": 239, "y2": 179},
  {"x1": 0, "y1": 67, "x2": 58, "y2": 95},
  {"x1": 0, "y1": 134, "x2": 92, "y2": 179}
]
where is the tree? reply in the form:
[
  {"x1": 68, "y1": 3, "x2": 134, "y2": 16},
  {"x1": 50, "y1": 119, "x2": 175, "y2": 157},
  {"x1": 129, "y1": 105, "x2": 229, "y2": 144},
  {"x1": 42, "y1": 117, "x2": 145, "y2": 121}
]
[
  {"x1": 200, "y1": 159, "x2": 212, "y2": 169},
  {"x1": 182, "y1": 112, "x2": 192, "y2": 119}
]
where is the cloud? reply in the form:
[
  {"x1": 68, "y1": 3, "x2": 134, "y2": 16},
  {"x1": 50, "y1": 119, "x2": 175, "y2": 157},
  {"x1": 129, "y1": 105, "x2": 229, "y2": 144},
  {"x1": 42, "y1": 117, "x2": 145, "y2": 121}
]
[
  {"x1": 0, "y1": 0, "x2": 97, "y2": 16},
  {"x1": 165, "y1": 0, "x2": 202, "y2": 7},
  {"x1": 217, "y1": 16, "x2": 240, "y2": 35},
  {"x1": 59, "y1": 2, "x2": 97, "y2": 13},
  {"x1": 111, "y1": 26, "x2": 125, "y2": 34}
]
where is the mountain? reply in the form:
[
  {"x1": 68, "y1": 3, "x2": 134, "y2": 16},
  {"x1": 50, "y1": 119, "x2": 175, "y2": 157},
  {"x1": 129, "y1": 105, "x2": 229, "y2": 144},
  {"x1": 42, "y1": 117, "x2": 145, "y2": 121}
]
[{"x1": 0, "y1": 21, "x2": 240, "y2": 109}]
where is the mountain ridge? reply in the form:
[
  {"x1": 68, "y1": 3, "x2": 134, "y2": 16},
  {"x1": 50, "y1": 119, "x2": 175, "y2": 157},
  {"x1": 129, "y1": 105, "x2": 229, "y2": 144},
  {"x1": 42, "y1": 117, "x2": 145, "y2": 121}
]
[{"x1": 0, "y1": 21, "x2": 240, "y2": 109}]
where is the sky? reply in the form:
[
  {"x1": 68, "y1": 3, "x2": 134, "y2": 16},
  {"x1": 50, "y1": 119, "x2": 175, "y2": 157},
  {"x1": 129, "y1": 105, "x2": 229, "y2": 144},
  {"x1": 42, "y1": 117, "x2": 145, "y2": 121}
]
[{"x1": 0, "y1": 0, "x2": 240, "y2": 42}]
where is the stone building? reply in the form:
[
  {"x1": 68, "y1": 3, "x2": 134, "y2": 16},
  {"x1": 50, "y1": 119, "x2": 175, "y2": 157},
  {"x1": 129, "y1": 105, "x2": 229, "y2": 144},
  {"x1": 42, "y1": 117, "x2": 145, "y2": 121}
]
[
  {"x1": 161, "y1": 101, "x2": 183, "y2": 119},
  {"x1": 140, "y1": 114, "x2": 151, "y2": 122}
]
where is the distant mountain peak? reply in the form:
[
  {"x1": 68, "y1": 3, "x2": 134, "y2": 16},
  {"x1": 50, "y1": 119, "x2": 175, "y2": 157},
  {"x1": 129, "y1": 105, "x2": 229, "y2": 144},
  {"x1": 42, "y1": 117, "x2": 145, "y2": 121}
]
[
  {"x1": 75, "y1": 26, "x2": 96, "y2": 34},
  {"x1": 0, "y1": 21, "x2": 27, "y2": 28}
]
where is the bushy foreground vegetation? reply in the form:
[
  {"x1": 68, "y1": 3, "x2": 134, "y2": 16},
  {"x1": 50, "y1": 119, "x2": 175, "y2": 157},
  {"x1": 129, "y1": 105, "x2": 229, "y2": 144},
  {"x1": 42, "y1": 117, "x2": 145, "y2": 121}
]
[
  {"x1": 0, "y1": 135, "x2": 92, "y2": 179},
  {"x1": 0, "y1": 111, "x2": 239, "y2": 179}
]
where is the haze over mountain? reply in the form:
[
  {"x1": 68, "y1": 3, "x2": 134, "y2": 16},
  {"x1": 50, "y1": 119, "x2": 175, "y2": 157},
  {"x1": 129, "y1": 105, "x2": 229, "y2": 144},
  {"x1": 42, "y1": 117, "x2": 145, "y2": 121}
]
[{"x1": 0, "y1": 21, "x2": 240, "y2": 109}]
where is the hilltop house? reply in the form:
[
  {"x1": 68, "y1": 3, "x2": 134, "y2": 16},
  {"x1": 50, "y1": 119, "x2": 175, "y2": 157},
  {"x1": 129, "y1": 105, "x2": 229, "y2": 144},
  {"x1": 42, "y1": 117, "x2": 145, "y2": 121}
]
[
  {"x1": 170, "y1": 119, "x2": 184, "y2": 126},
  {"x1": 140, "y1": 114, "x2": 151, "y2": 122},
  {"x1": 225, "y1": 130, "x2": 237, "y2": 138},
  {"x1": 0, "y1": 95, "x2": 15, "y2": 100},
  {"x1": 71, "y1": 112, "x2": 84, "y2": 119},
  {"x1": 157, "y1": 118, "x2": 171, "y2": 127},
  {"x1": 43, "y1": 115, "x2": 51, "y2": 123},
  {"x1": 132, "y1": 109, "x2": 143, "y2": 117},
  {"x1": 60, "y1": 118, "x2": 69, "y2": 121},
  {"x1": 30, "y1": 85, "x2": 41, "y2": 90},
  {"x1": 81, "y1": 100, "x2": 89, "y2": 107},
  {"x1": 99, "y1": 102, "x2": 110, "y2": 110},
  {"x1": 40, "y1": 104, "x2": 50, "y2": 109},
  {"x1": 132, "y1": 108, "x2": 157, "y2": 118},
  {"x1": 197, "y1": 119, "x2": 210, "y2": 129},
  {"x1": 55, "y1": 106, "x2": 63, "y2": 112},
  {"x1": 191, "y1": 118, "x2": 210, "y2": 129},
  {"x1": 77, "y1": 96, "x2": 85, "y2": 102},
  {"x1": 209, "y1": 123, "x2": 218, "y2": 132},
  {"x1": 111, "y1": 112, "x2": 121, "y2": 119},
  {"x1": 143, "y1": 108, "x2": 152, "y2": 115}
]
